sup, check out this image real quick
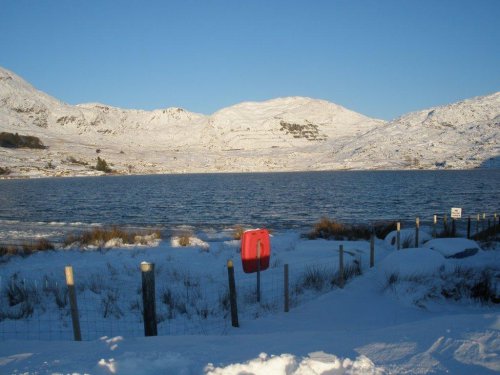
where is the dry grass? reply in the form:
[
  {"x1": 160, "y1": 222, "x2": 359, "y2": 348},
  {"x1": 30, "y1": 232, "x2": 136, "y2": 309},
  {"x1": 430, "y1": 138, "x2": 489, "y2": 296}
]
[
  {"x1": 233, "y1": 225, "x2": 245, "y2": 240},
  {"x1": 308, "y1": 217, "x2": 372, "y2": 240},
  {"x1": 64, "y1": 227, "x2": 161, "y2": 247},
  {"x1": 0, "y1": 239, "x2": 55, "y2": 258},
  {"x1": 177, "y1": 234, "x2": 191, "y2": 247},
  {"x1": 473, "y1": 221, "x2": 500, "y2": 242}
]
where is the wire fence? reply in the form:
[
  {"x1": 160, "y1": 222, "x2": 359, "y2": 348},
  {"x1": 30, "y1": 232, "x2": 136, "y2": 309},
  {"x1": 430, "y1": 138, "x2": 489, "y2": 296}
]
[
  {"x1": 0, "y1": 212, "x2": 498, "y2": 341},
  {"x1": 0, "y1": 253, "x2": 358, "y2": 341}
]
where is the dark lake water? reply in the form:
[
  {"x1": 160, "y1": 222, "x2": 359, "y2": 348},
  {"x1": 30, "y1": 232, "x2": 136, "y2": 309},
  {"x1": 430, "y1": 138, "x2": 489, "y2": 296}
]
[{"x1": 0, "y1": 170, "x2": 499, "y2": 243}]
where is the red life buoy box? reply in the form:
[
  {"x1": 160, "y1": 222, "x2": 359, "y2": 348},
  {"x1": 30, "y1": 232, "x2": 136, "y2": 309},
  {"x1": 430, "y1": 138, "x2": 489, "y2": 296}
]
[{"x1": 241, "y1": 229, "x2": 271, "y2": 273}]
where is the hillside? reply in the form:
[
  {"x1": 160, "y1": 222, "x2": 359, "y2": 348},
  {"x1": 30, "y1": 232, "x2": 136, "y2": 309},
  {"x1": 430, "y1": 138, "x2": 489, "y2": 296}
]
[{"x1": 0, "y1": 66, "x2": 498, "y2": 177}]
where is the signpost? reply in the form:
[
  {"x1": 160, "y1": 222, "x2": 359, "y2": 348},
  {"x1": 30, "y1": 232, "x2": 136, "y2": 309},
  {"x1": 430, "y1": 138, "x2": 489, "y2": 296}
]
[
  {"x1": 241, "y1": 229, "x2": 271, "y2": 302},
  {"x1": 451, "y1": 208, "x2": 462, "y2": 219},
  {"x1": 451, "y1": 208, "x2": 462, "y2": 237}
]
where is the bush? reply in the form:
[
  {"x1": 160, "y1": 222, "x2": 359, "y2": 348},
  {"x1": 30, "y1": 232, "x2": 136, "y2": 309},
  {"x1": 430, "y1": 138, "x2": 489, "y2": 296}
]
[
  {"x1": 64, "y1": 227, "x2": 161, "y2": 248},
  {"x1": 0, "y1": 166, "x2": 11, "y2": 175},
  {"x1": 373, "y1": 221, "x2": 398, "y2": 239},
  {"x1": 0, "y1": 132, "x2": 46, "y2": 149},
  {"x1": 178, "y1": 234, "x2": 191, "y2": 247},
  {"x1": 95, "y1": 157, "x2": 112, "y2": 173},
  {"x1": 1, "y1": 239, "x2": 55, "y2": 258},
  {"x1": 308, "y1": 217, "x2": 371, "y2": 240},
  {"x1": 66, "y1": 156, "x2": 88, "y2": 166},
  {"x1": 233, "y1": 225, "x2": 245, "y2": 240}
]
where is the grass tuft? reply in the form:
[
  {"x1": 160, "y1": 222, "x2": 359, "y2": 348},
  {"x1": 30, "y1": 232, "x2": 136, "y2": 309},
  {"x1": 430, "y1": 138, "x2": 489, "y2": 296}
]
[
  {"x1": 308, "y1": 217, "x2": 372, "y2": 240},
  {"x1": 64, "y1": 227, "x2": 161, "y2": 248}
]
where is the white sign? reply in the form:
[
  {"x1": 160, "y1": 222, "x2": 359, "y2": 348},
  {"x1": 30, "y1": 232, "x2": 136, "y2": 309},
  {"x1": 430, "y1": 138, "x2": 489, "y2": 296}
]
[{"x1": 451, "y1": 207, "x2": 462, "y2": 219}]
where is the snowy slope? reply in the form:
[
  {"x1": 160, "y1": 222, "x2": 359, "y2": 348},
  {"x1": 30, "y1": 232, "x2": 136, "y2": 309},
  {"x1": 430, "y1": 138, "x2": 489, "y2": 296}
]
[
  {"x1": 0, "y1": 65, "x2": 499, "y2": 177},
  {"x1": 328, "y1": 93, "x2": 500, "y2": 170}
]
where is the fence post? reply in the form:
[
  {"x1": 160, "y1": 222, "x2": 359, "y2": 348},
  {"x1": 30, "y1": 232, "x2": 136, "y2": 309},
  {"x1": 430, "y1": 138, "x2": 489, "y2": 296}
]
[
  {"x1": 370, "y1": 232, "x2": 375, "y2": 268},
  {"x1": 339, "y1": 244, "x2": 344, "y2": 289},
  {"x1": 432, "y1": 215, "x2": 437, "y2": 238},
  {"x1": 141, "y1": 262, "x2": 157, "y2": 336},
  {"x1": 227, "y1": 260, "x2": 239, "y2": 327},
  {"x1": 415, "y1": 217, "x2": 420, "y2": 248},
  {"x1": 482, "y1": 213, "x2": 486, "y2": 232},
  {"x1": 443, "y1": 214, "x2": 448, "y2": 234},
  {"x1": 467, "y1": 216, "x2": 471, "y2": 239},
  {"x1": 284, "y1": 264, "x2": 289, "y2": 313},
  {"x1": 452, "y1": 218, "x2": 456, "y2": 237},
  {"x1": 397, "y1": 222, "x2": 401, "y2": 250},
  {"x1": 476, "y1": 214, "x2": 480, "y2": 235},
  {"x1": 65, "y1": 266, "x2": 82, "y2": 341}
]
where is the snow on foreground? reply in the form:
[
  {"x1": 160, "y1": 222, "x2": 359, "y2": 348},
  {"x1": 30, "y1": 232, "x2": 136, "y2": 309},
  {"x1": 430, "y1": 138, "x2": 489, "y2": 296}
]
[{"x1": 0, "y1": 231, "x2": 499, "y2": 374}]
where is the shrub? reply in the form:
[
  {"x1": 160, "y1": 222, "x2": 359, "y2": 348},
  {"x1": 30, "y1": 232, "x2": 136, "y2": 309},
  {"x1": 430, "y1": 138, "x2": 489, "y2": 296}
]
[
  {"x1": 0, "y1": 166, "x2": 11, "y2": 175},
  {"x1": 95, "y1": 157, "x2": 112, "y2": 173},
  {"x1": 233, "y1": 225, "x2": 245, "y2": 240},
  {"x1": 64, "y1": 227, "x2": 161, "y2": 248},
  {"x1": 0, "y1": 132, "x2": 46, "y2": 149},
  {"x1": 177, "y1": 233, "x2": 191, "y2": 247},
  {"x1": 66, "y1": 156, "x2": 88, "y2": 166},
  {"x1": 373, "y1": 221, "x2": 398, "y2": 239},
  {"x1": 300, "y1": 266, "x2": 332, "y2": 291},
  {"x1": 1, "y1": 239, "x2": 55, "y2": 258},
  {"x1": 473, "y1": 221, "x2": 500, "y2": 241},
  {"x1": 308, "y1": 217, "x2": 371, "y2": 240}
]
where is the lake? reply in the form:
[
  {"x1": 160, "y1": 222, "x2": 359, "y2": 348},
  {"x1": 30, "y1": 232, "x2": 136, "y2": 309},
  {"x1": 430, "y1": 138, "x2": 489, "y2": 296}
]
[{"x1": 0, "y1": 170, "x2": 499, "y2": 243}]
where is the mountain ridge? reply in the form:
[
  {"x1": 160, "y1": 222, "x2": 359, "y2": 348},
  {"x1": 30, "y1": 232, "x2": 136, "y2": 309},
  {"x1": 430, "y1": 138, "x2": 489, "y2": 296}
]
[{"x1": 0, "y1": 66, "x2": 498, "y2": 177}]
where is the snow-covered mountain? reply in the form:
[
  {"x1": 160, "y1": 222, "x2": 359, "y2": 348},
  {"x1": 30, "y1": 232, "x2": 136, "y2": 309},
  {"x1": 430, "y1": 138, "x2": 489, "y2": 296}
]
[{"x1": 0, "y1": 66, "x2": 498, "y2": 177}]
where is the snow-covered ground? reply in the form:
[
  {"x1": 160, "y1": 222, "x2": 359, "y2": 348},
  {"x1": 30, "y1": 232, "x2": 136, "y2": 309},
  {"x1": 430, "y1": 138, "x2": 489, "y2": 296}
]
[{"x1": 0, "y1": 227, "x2": 498, "y2": 374}]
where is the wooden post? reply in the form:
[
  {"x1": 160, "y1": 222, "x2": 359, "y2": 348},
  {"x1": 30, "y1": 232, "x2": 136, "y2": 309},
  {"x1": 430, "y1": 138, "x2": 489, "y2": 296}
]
[
  {"x1": 65, "y1": 266, "x2": 82, "y2": 341},
  {"x1": 467, "y1": 216, "x2": 471, "y2": 239},
  {"x1": 396, "y1": 222, "x2": 401, "y2": 250},
  {"x1": 443, "y1": 214, "x2": 448, "y2": 234},
  {"x1": 284, "y1": 264, "x2": 289, "y2": 313},
  {"x1": 476, "y1": 214, "x2": 480, "y2": 235},
  {"x1": 482, "y1": 213, "x2": 486, "y2": 232},
  {"x1": 494, "y1": 213, "x2": 498, "y2": 237},
  {"x1": 432, "y1": 215, "x2": 437, "y2": 238},
  {"x1": 415, "y1": 217, "x2": 420, "y2": 248},
  {"x1": 370, "y1": 233, "x2": 375, "y2": 268},
  {"x1": 451, "y1": 218, "x2": 456, "y2": 237},
  {"x1": 141, "y1": 262, "x2": 157, "y2": 336},
  {"x1": 339, "y1": 244, "x2": 344, "y2": 289},
  {"x1": 227, "y1": 260, "x2": 239, "y2": 327}
]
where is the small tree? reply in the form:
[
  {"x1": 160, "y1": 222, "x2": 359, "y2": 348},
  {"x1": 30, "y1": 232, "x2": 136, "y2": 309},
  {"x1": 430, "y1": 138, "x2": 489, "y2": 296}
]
[{"x1": 96, "y1": 157, "x2": 112, "y2": 173}]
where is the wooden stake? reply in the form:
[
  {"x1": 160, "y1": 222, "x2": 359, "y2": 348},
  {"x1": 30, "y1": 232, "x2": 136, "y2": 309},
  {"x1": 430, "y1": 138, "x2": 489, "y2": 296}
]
[
  {"x1": 65, "y1": 266, "x2": 82, "y2": 341},
  {"x1": 415, "y1": 217, "x2": 420, "y2": 248},
  {"x1": 339, "y1": 244, "x2": 344, "y2": 289},
  {"x1": 432, "y1": 215, "x2": 437, "y2": 238},
  {"x1": 396, "y1": 222, "x2": 401, "y2": 250},
  {"x1": 370, "y1": 233, "x2": 375, "y2": 268},
  {"x1": 284, "y1": 264, "x2": 289, "y2": 313},
  {"x1": 141, "y1": 262, "x2": 157, "y2": 336},
  {"x1": 227, "y1": 260, "x2": 239, "y2": 327}
]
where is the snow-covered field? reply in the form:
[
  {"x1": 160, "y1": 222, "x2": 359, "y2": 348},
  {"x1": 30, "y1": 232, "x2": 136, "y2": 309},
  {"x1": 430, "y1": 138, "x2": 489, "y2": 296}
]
[{"x1": 0, "y1": 227, "x2": 499, "y2": 374}]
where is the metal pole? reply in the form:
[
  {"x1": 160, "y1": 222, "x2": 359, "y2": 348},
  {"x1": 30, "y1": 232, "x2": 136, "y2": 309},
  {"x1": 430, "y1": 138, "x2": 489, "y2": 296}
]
[
  {"x1": 227, "y1": 260, "x2": 239, "y2": 327},
  {"x1": 256, "y1": 239, "x2": 261, "y2": 303},
  {"x1": 141, "y1": 262, "x2": 157, "y2": 336}
]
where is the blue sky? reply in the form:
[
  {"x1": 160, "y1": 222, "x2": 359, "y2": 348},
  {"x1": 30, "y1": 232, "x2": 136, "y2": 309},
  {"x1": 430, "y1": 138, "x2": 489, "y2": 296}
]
[{"x1": 1, "y1": 0, "x2": 499, "y2": 120}]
